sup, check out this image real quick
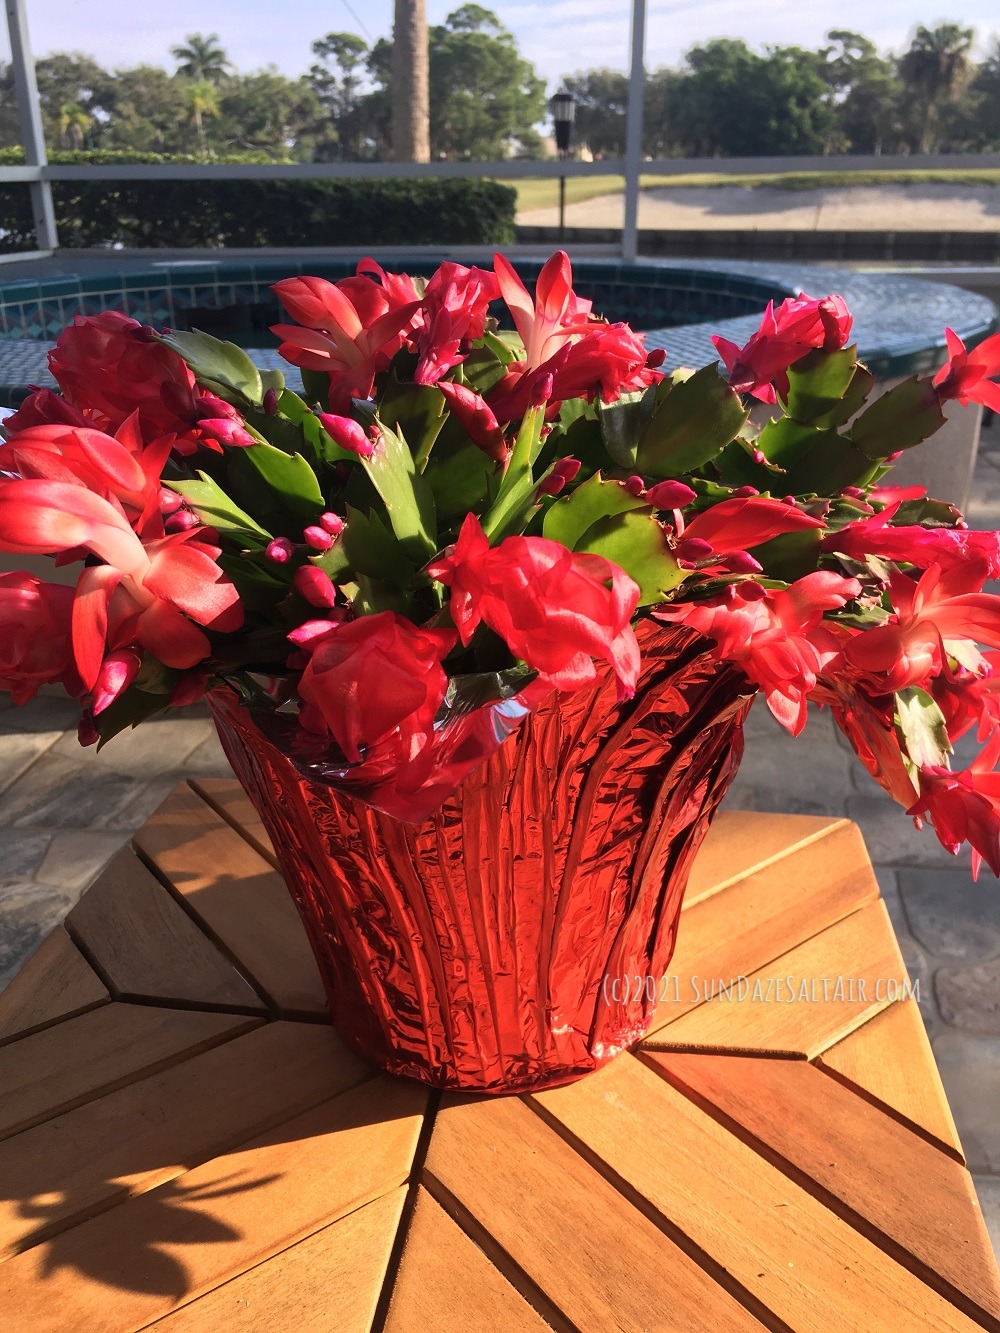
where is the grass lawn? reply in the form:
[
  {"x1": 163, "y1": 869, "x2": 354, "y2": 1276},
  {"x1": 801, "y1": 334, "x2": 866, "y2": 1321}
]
[{"x1": 511, "y1": 168, "x2": 1000, "y2": 214}]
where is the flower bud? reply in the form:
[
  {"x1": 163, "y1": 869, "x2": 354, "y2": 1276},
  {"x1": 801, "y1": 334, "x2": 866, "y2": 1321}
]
[
  {"x1": 529, "y1": 373, "x2": 554, "y2": 408},
  {"x1": 732, "y1": 485, "x2": 758, "y2": 498},
  {"x1": 646, "y1": 480, "x2": 696, "y2": 509},
  {"x1": 195, "y1": 393, "x2": 240, "y2": 422},
  {"x1": 318, "y1": 413, "x2": 374, "y2": 459},
  {"x1": 675, "y1": 537, "x2": 715, "y2": 562},
  {"x1": 263, "y1": 387, "x2": 279, "y2": 415},
  {"x1": 165, "y1": 509, "x2": 199, "y2": 533},
  {"x1": 78, "y1": 710, "x2": 99, "y2": 747},
  {"x1": 319, "y1": 511, "x2": 345, "y2": 537},
  {"x1": 158, "y1": 486, "x2": 184, "y2": 515},
  {"x1": 623, "y1": 475, "x2": 645, "y2": 496},
  {"x1": 738, "y1": 580, "x2": 767, "y2": 602},
  {"x1": 293, "y1": 565, "x2": 338, "y2": 608},
  {"x1": 751, "y1": 448, "x2": 767, "y2": 465},
  {"x1": 304, "y1": 525, "x2": 334, "y2": 551},
  {"x1": 199, "y1": 418, "x2": 256, "y2": 449},
  {"x1": 265, "y1": 537, "x2": 295, "y2": 564},
  {"x1": 646, "y1": 347, "x2": 667, "y2": 368},
  {"x1": 721, "y1": 550, "x2": 763, "y2": 574},
  {"x1": 841, "y1": 486, "x2": 866, "y2": 500}
]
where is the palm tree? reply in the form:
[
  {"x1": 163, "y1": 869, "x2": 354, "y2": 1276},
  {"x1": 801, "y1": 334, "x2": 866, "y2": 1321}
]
[
  {"x1": 392, "y1": 0, "x2": 430, "y2": 162},
  {"x1": 185, "y1": 79, "x2": 219, "y2": 158},
  {"x1": 898, "y1": 23, "x2": 975, "y2": 151},
  {"x1": 57, "y1": 101, "x2": 92, "y2": 150},
  {"x1": 171, "y1": 33, "x2": 231, "y2": 87}
]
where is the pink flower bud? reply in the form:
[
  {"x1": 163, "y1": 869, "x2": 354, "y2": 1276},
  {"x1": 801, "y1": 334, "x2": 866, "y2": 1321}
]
[
  {"x1": 782, "y1": 495, "x2": 797, "y2": 506},
  {"x1": 318, "y1": 413, "x2": 374, "y2": 459},
  {"x1": 265, "y1": 537, "x2": 295, "y2": 564},
  {"x1": 646, "y1": 480, "x2": 696, "y2": 509},
  {"x1": 529, "y1": 373, "x2": 554, "y2": 408},
  {"x1": 263, "y1": 387, "x2": 279, "y2": 415},
  {"x1": 195, "y1": 393, "x2": 240, "y2": 421},
  {"x1": 732, "y1": 485, "x2": 758, "y2": 497},
  {"x1": 751, "y1": 449, "x2": 767, "y2": 465},
  {"x1": 738, "y1": 580, "x2": 767, "y2": 602},
  {"x1": 304, "y1": 525, "x2": 333, "y2": 551},
  {"x1": 293, "y1": 565, "x2": 337, "y2": 608},
  {"x1": 841, "y1": 486, "x2": 866, "y2": 500},
  {"x1": 170, "y1": 672, "x2": 208, "y2": 707},
  {"x1": 646, "y1": 347, "x2": 667, "y2": 368},
  {"x1": 158, "y1": 486, "x2": 183, "y2": 515},
  {"x1": 319, "y1": 511, "x2": 345, "y2": 536},
  {"x1": 199, "y1": 418, "x2": 256, "y2": 449},
  {"x1": 721, "y1": 550, "x2": 763, "y2": 574},
  {"x1": 624, "y1": 475, "x2": 645, "y2": 496},
  {"x1": 537, "y1": 473, "x2": 568, "y2": 496},
  {"x1": 92, "y1": 648, "x2": 142, "y2": 716},
  {"x1": 675, "y1": 537, "x2": 715, "y2": 562},
  {"x1": 165, "y1": 509, "x2": 200, "y2": 533}
]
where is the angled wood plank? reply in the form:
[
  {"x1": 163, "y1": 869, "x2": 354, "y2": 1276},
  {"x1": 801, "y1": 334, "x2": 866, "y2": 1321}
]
[
  {"x1": 647, "y1": 821, "x2": 880, "y2": 1035},
  {"x1": 532, "y1": 1054, "x2": 984, "y2": 1332},
  {"x1": 648, "y1": 899, "x2": 906, "y2": 1056},
  {"x1": 652, "y1": 1050, "x2": 1000, "y2": 1323},
  {"x1": 0, "y1": 1004, "x2": 257, "y2": 1141},
  {"x1": 0, "y1": 926, "x2": 108, "y2": 1043},
  {"x1": 818, "y1": 999, "x2": 964, "y2": 1160},
  {"x1": 686, "y1": 809, "x2": 849, "y2": 907},
  {"x1": 190, "y1": 778, "x2": 275, "y2": 866},
  {"x1": 384, "y1": 1187, "x2": 551, "y2": 1333},
  {"x1": 425, "y1": 1093, "x2": 766, "y2": 1332},
  {"x1": 0, "y1": 1022, "x2": 372, "y2": 1260},
  {"x1": 0, "y1": 1075, "x2": 427, "y2": 1332},
  {"x1": 67, "y1": 849, "x2": 265, "y2": 1012},
  {"x1": 132, "y1": 784, "x2": 326, "y2": 1017},
  {"x1": 153, "y1": 1187, "x2": 406, "y2": 1331}
]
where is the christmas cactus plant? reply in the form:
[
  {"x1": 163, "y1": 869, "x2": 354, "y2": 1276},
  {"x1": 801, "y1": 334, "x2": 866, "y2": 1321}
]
[{"x1": 2, "y1": 252, "x2": 1000, "y2": 868}]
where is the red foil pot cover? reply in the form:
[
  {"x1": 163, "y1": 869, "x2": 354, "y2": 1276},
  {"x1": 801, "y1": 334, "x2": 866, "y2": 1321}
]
[{"x1": 209, "y1": 624, "x2": 754, "y2": 1093}]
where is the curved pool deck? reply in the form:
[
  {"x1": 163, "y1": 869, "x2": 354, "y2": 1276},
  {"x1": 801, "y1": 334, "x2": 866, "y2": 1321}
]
[{"x1": 0, "y1": 256, "x2": 995, "y2": 406}]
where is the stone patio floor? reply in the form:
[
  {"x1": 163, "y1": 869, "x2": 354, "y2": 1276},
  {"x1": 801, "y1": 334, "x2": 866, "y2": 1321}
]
[{"x1": 1, "y1": 417, "x2": 998, "y2": 1259}]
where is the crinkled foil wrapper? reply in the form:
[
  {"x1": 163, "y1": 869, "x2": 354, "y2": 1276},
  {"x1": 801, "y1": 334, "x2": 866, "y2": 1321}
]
[{"x1": 209, "y1": 624, "x2": 754, "y2": 1092}]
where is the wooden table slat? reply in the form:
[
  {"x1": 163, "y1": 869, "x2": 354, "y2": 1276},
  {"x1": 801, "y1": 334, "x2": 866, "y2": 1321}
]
[
  {"x1": 0, "y1": 1076, "x2": 427, "y2": 1332},
  {"x1": 818, "y1": 999, "x2": 965, "y2": 1159},
  {"x1": 384, "y1": 1186, "x2": 551, "y2": 1333},
  {"x1": 650, "y1": 898, "x2": 906, "y2": 1056},
  {"x1": 0, "y1": 925, "x2": 108, "y2": 1044},
  {"x1": 647, "y1": 820, "x2": 880, "y2": 1035},
  {"x1": 189, "y1": 778, "x2": 275, "y2": 866},
  {"x1": 426, "y1": 1093, "x2": 767, "y2": 1332},
  {"x1": 132, "y1": 785, "x2": 326, "y2": 1017},
  {"x1": 0, "y1": 1022, "x2": 371, "y2": 1261},
  {"x1": 150, "y1": 1188, "x2": 406, "y2": 1332},
  {"x1": 67, "y1": 849, "x2": 265, "y2": 1012},
  {"x1": 532, "y1": 1054, "x2": 984, "y2": 1332},
  {"x1": 0, "y1": 1004, "x2": 258, "y2": 1142},
  {"x1": 685, "y1": 809, "x2": 850, "y2": 907},
  {"x1": 651, "y1": 1048, "x2": 1000, "y2": 1322}
]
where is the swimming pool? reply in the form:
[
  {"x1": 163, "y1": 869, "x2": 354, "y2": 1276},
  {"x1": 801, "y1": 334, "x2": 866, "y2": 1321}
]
[{"x1": 0, "y1": 255, "x2": 995, "y2": 406}]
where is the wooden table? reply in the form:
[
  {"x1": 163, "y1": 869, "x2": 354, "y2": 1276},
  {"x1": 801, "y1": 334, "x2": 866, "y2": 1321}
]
[{"x1": 1, "y1": 779, "x2": 998, "y2": 1331}]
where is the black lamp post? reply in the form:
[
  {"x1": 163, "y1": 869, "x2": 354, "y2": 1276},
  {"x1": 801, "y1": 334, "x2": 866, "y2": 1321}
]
[{"x1": 550, "y1": 89, "x2": 576, "y2": 242}]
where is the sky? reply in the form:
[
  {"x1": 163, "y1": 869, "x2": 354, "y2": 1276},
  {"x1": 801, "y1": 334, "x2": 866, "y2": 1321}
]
[{"x1": 5, "y1": 0, "x2": 1000, "y2": 86}]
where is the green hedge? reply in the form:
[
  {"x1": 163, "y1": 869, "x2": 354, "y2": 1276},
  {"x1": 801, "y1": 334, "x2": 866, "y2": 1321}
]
[{"x1": 0, "y1": 151, "x2": 517, "y2": 251}]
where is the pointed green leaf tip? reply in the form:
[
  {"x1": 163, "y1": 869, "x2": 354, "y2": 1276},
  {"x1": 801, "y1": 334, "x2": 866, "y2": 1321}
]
[
  {"x1": 157, "y1": 328, "x2": 264, "y2": 404},
  {"x1": 636, "y1": 364, "x2": 748, "y2": 475},
  {"x1": 543, "y1": 474, "x2": 682, "y2": 605}
]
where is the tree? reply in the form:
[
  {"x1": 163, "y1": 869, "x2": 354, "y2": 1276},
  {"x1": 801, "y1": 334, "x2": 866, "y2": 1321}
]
[
  {"x1": 171, "y1": 33, "x2": 231, "y2": 87},
  {"x1": 185, "y1": 80, "x2": 219, "y2": 158},
  {"x1": 427, "y1": 6, "x2": 545, "y2": 158},
  {"x1": 898, "y1": 23, "x2": 975, "y2": 152},
  {"x1": 215, "y1": 71, "x2": 322, "y2": 159},
  {"x1": 821, "y1": 30, "x2": 905, "y2": 154},
  {"x1": 668, "y1": 39, "x2": 835, "y2": 157},
  {"x1": 560, "y1": 69, "x2": 629, "y2": 157},
  {"x1": 34, "y1": 54, "x2": 112, "y2": 150},
  {"x1": 100, "y1": 65, "x2": 190, "y2": 153},
  {"x1": 392, "y1": 0, "x2": 430, "y2": 162},
  {"x1": 309, "y1": 32, "x2": 371, "y2": 159},
  {"x1": 57, "y1": 101, "x2": 92, "y2": 149}
]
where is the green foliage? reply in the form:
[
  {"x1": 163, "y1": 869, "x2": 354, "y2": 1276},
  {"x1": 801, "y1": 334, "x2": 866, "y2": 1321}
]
[
  {"x1": 0, "y1": 151, "x2": 516, "y2": 251},
  {"x1": 636, "y1": 366, "x2": 749, "y2": 476}
]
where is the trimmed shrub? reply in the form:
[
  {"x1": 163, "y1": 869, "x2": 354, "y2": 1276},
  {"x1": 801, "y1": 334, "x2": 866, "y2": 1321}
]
[{"x1": 0, "y1": 150, "x2": 517, "y2": 251}]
